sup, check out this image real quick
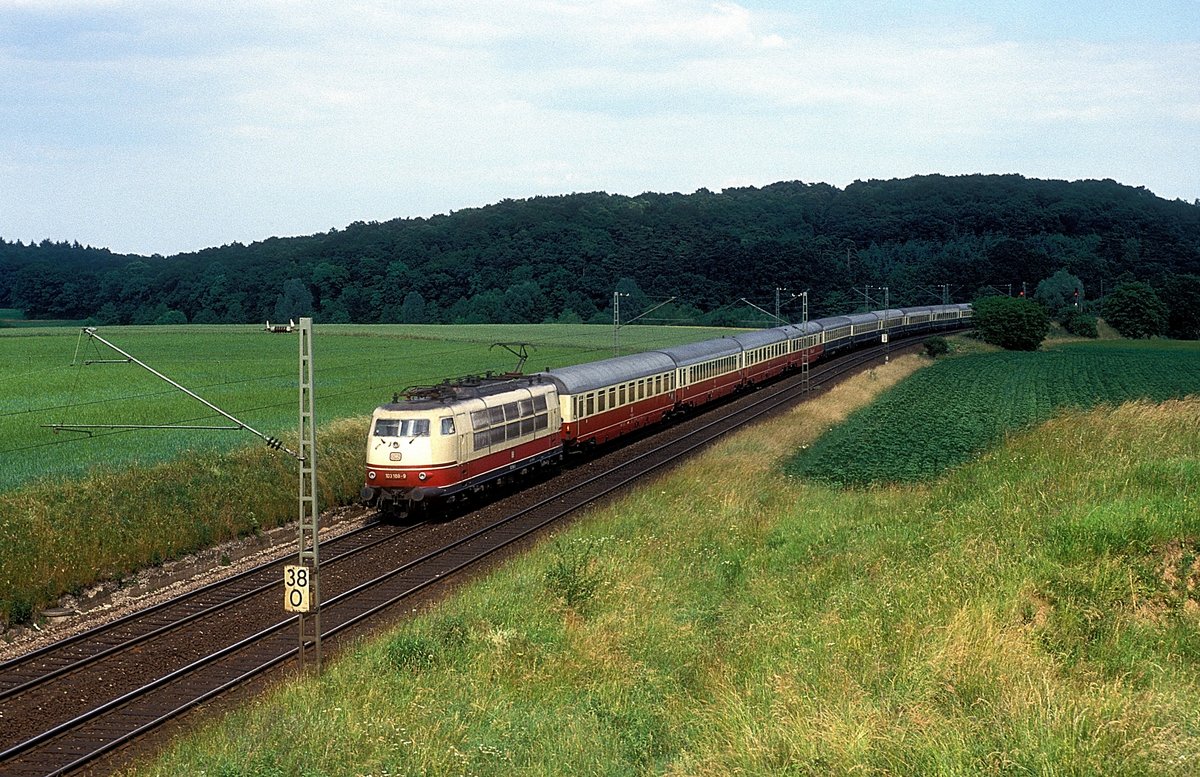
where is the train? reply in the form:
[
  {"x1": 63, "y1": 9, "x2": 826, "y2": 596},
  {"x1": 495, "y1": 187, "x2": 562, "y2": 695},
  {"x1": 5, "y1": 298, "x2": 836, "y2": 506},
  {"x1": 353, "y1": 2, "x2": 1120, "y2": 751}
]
[{"x1": 361, "y1": 303, "x2": 973, "y2": 517}]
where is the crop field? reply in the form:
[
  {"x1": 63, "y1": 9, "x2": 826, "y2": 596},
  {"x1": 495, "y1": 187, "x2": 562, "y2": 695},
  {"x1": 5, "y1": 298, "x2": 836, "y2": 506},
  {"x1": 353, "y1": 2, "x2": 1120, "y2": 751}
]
[
  {"x1": 789, "y1": 340, "x2": 1200, "y2": 485},
  {"x1": 0, "y1": 323, "x2": 738, "y2": 494}
]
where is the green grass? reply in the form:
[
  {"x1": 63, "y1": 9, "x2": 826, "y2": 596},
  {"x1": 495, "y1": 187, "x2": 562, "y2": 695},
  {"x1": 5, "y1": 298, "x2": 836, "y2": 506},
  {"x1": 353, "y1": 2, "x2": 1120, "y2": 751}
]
[
  {"x1": 0, "y1": 308, "x2": 89, "y2": 328},
  {"x1": 0, "y1": 418, "x2": 368, "y2": 626},
  {"x1": 126, "y1": 355, "x2": 1200, "y2": 776},
  {"x1": 0, "y1": 323, "x2": 737, "y2": 494},
  {"x1": 788, "y1": 340, "x2": 1200, "y2": 485}
]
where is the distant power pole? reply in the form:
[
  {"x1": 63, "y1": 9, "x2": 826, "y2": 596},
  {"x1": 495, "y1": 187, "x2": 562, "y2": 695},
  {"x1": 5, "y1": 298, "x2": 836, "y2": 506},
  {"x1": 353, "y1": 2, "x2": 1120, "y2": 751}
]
[
  {"x1": 800, "y1": 291, "x2": 811, "y2": 393},
  {"x1": 613, "y1": 291, "x2": 630, "y2": 356},
  {"x1": 881, "y1": 286, "x2": 890, "y2": 363},
  {"x1": 774, "y1": 286, "x2": 799, "y2": 322}
]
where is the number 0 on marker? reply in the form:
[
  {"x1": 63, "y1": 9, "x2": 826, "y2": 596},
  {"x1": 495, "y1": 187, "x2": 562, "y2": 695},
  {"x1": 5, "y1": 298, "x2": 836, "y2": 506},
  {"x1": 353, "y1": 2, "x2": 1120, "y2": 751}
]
[{"x1": 284, "y1": 564, "x2": 311, "y2": 613}]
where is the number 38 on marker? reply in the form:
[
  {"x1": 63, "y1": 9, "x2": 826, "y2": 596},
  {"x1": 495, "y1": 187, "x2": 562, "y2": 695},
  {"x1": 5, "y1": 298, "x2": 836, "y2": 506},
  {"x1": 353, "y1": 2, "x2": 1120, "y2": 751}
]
[{"x1": 283, "y1": 564, "x2": 312, "y2": 613}]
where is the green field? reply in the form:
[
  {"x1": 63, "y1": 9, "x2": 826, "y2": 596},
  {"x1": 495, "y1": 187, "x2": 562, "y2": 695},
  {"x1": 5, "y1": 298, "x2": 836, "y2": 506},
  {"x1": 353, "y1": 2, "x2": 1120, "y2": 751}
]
[
  {"x1": 788, "y1": 340, "x2": 1200, "y2": 485},
  {"x1": 0, "y1": 323, "x2": 739, "y2": 494},
  {"x1": 0, "y1": 308, "x2": 89, "y2": 329}
]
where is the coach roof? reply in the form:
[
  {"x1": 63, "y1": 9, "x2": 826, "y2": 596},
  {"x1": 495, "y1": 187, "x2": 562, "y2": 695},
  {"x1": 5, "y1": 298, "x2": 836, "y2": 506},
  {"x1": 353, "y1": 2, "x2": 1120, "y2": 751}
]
[
  {"x1": 730, "y1": 328, "x2": 787, "y2": 350},
  {"x1": 538, "y1": 351, "x2": 677, "y2": 395},
  {"x1": 657, "y1": 337, "x2": 742, "y2": 368}
]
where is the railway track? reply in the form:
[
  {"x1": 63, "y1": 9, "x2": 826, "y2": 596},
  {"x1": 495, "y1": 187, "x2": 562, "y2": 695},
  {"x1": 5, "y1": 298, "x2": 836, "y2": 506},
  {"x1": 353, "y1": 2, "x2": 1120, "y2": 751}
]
[{"x1": 0, "y1": 335, "x2": 941, "y2": 776}]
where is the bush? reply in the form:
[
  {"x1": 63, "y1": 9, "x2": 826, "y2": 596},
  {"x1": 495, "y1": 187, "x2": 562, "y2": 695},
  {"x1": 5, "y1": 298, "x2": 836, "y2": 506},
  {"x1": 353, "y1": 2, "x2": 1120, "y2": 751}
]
[
  {"x1": 385, "y1": 633, "x2": 438, "y2": 670},
  {"x1": 3, "y1": 597, "x2": 34, "y2": 626},
  {"x1": 970, "y1": 296, "x2": 1051, "y2": 351},
  {"x1": 923, "y1": 337, "x2": 950, "y2": 358},
  {"x1": 155, "y1": 309, "x2": 188, "y2": 325},
  {"x1": 544, "y1": 539, "x2": 604, "y2": 610},
  {"x1": 1102, "y1": 282, "x2": 1168, "y2": 339},
  {"x1": 1062, "y1": 310, "x2": 1098, "y2": 338}
]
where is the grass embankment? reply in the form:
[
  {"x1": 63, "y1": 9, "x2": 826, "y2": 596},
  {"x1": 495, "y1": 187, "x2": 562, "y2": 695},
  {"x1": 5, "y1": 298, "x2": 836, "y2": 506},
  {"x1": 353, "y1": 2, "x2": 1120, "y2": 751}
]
[
  {"x1": 0, "y1": 418, "x2": 368, "y2": 625},
  {"x1": 131, "y1": 353, "x2": 1200, "y2": 775},
  {"x1": 790, "y1": 340, "x2": 1200, "y2": 485}
]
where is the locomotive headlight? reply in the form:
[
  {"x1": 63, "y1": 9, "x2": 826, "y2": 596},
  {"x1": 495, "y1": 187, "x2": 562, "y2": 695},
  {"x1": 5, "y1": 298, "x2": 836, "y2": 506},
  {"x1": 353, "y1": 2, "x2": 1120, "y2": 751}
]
[
  {"x1": 368, "y1": 471, "x2": 377, "y2": 480},
  {"x1": 418, "y1": 472, "x2": 428, "y2": 481}
]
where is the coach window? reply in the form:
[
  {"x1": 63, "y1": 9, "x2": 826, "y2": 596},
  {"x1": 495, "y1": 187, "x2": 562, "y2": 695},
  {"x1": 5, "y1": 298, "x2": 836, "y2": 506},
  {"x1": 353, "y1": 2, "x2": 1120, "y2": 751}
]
[
  {"x1": 586, "y1": 395, "x2": 595, "y2": 415},
  {"x1": 440, "y1": 417, "x2": 455, "y2": 435},
  {"x1": 619, "y1": 385, "x2": 626, "y2": 405}
]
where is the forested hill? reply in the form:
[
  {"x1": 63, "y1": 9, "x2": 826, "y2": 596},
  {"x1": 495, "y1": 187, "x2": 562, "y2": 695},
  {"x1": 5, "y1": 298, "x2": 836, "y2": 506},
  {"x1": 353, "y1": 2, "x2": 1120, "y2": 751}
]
[{"x1": 3, "y1": 174, "x2": 1198, "y2": 326}]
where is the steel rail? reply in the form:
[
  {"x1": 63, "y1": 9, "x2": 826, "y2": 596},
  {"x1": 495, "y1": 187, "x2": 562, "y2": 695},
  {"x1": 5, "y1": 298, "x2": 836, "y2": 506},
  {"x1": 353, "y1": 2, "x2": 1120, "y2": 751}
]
[{"x1": 0, "y1": 519, "x2": 417, "y2": 701}]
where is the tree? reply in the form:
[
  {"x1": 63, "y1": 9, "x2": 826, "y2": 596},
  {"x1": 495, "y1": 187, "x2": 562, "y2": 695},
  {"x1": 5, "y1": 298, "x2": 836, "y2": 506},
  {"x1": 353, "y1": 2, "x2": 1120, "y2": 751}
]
[
  {"x1": 1034, "y1": 268, "x2": 1084, "y2": 318},
  {"x1": 1159, "y1": 273, "x2": 1200, "y2": 339},
  {"x1": 399, "y1": 291, "x2": 429, "y2": 323},
  {"x1": 1101, "y1": 281, "x2": 1168, "y2": 338},
  {"x1": 273, "y1": 278, "x2": 313, "y2": 322},
  {"x1": 613, "y1": 276, "x2": 649, "y2": 320},
  {"x1": 311, "y1": 262, "x2": 349, "y2": 302},
  {"x1": 555, "y1": 308, "x2": 582, "y2": 324},
  {"x1": 155, "y1": 309, "x2": 188, "y2": 325},
  {"x1": 500, "y1": 281, "x2": 550, "y2": 323},
  {"x1": 923, "y1": 336, "x2": 950, "y2": 357},
  {"x1": 970, "y1": 295, "x2": 1050, "y2": 351}
]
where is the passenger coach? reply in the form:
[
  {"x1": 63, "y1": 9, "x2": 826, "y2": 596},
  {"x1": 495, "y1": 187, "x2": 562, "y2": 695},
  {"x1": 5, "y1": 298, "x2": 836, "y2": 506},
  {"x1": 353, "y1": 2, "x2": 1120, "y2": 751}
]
[{"x1": 543, "y1": 351, "x2": 678, "y2": 446}]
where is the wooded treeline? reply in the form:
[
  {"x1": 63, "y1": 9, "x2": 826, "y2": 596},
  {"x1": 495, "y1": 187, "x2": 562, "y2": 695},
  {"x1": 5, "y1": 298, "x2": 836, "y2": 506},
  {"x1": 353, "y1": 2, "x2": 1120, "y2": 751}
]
[{"x1": 3, "y1": 174, "x2": 1198, "y2": 328}]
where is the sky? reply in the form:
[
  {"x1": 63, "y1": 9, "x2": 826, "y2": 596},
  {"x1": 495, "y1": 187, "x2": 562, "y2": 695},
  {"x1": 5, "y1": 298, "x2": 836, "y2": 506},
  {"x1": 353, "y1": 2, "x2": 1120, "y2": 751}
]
[{"x1": 2, "y1": 0, "x2": 1198, "y2": 257}]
